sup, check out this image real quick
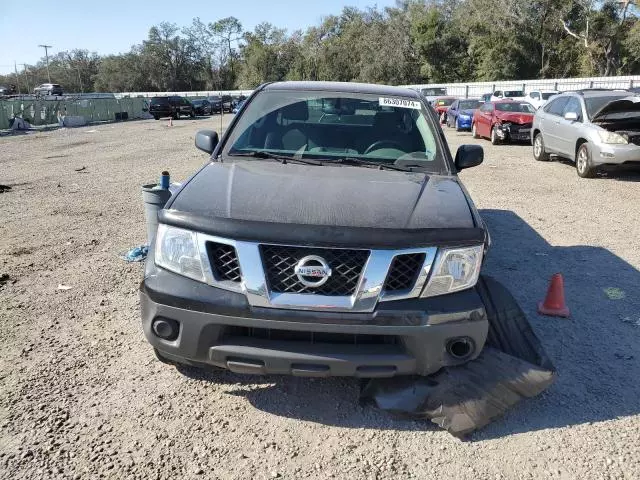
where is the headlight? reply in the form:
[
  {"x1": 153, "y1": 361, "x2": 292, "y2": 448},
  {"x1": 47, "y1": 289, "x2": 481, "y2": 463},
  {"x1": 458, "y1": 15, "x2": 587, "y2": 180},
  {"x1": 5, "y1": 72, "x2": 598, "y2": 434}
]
[
  {"x1": 421, "y1": 246, "x2": 483, "y2": 297},
  {"x1": 598, "y1": 131, "x2": 628, "y2": 144},
  {"x1": 155, "y1": 224, "x2": 205, "y2": 282}
]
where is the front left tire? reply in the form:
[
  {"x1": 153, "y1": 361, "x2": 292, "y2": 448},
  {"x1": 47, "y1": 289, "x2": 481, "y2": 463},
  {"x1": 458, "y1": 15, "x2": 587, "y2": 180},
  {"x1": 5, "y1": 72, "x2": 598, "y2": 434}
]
[
  {"x1": 576, "y1": 143, "x2": 596, "y2": 178},
  {"x1": 533, "y1": 133, "x2": 550, "y2": 161}
]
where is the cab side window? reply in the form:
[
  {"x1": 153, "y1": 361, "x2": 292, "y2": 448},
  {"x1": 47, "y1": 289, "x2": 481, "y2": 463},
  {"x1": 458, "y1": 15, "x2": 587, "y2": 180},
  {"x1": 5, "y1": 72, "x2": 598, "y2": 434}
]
[
  {"x1": 450, "y1": 100, "x2": 458, "y2": 110},
  {"x1": 494, "y1": 91, "x2": 502, "y2": 98},
  {"x1": 531, "y1": 92, "x2": 540, "y2": 100},
  {"x1": 544, "y1": 97, "x2": 569, "y2": 116},
  {"x1": 563, "y1": 97, "x2": 583, "y2": 122}
]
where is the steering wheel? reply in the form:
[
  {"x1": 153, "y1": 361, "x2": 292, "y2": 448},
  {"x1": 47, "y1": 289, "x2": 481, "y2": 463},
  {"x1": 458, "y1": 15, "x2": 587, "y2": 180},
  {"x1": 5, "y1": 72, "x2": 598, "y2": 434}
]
[{"x1": 364, "y1": 140, "x2": 405, "y2": 155}]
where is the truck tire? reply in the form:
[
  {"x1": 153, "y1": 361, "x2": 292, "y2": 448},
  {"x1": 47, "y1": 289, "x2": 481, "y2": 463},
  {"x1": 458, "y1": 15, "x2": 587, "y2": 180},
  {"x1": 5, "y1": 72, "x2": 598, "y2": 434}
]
[
  {"x1": 532, "y1": 133, "x2": 550, "y2": 161},
  {"x1": 472, "y1": 123, "x2": 479, "y2": 139},
  {"x1": 576, "y1": 143, "x2": 596, "y2": 178},
  {"x1": 153, "y1": 115, "x2": 159, "y2": 120}
]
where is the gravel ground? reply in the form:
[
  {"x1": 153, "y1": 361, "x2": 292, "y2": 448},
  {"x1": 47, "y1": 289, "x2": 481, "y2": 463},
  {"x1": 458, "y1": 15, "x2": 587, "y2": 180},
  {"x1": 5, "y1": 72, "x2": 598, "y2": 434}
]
[{"x1": 1, "y1": 116, "x2": 639, "y2": 480}]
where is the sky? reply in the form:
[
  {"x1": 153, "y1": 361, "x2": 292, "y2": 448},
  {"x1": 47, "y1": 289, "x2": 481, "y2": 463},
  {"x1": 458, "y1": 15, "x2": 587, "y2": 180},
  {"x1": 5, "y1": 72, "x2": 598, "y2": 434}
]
[{"x1": 0, "y1": 0, "x2": 397, "y2": 75}]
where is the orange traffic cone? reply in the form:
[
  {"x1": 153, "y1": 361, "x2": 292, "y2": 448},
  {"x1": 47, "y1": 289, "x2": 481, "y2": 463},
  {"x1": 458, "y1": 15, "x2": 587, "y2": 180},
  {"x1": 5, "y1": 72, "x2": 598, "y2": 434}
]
[
  {"x1": 168, "y1": 117, "x2": 173, "y2": 127},
  {"x1": 538, "y1": 273, "x2": 570, "y2": 317}
]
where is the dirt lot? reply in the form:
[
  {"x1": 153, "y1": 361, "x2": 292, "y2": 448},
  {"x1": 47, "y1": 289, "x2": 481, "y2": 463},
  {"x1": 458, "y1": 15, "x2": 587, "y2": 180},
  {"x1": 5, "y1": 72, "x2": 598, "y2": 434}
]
[{"x1": 1, "y1": 116, "x2": 639, "y2": 480}]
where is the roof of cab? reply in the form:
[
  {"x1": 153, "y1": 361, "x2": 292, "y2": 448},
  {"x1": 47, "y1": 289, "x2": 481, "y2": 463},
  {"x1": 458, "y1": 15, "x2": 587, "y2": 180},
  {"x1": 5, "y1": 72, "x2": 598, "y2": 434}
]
[{"x1": 262, "y1": 81, "x2": 421, "y2": 99}]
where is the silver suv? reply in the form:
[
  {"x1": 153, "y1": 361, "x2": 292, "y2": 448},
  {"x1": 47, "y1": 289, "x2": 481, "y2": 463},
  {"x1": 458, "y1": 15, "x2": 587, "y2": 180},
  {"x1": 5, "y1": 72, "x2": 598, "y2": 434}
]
[
  {"x1": 33, "y1": 83, "x2": 63, "y2": 96},
  {"x1": 532, "y1": 90, "x2": 640, "y2": 177}
]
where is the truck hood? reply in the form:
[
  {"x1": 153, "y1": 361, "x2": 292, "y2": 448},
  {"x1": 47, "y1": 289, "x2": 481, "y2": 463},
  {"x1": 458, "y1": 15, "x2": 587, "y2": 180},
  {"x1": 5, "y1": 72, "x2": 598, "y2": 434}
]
[
  {"x1": 591, "y1": 96, "x2": 640, "y2": 122},
  {"x1": 496, "y1": 112, "x2": 534, "y2": 124},
  {"x1": 170, "y1": 161, "x2": 474, "y2": 229},
  {"x1": 163, "y1": 161, "x2": 484, "y2": 248}
]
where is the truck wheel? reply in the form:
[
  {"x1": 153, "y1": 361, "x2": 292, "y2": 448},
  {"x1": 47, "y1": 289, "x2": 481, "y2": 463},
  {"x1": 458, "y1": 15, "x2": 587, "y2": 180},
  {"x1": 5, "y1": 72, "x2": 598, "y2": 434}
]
[
  {"x1": 173, "y1": 112, "x2": 179, "y2": 120},
  {"x1": 472, "y1": 123, "x2": 479, "y2": 139},
  {"x1": 455, "y1": 117, "x2": 462, "y2": 132},
  {"x1": 533, "y1": 133, "x2": 550, "y2": 161},
  {"x1": 153, "y1": 115, "x2": 159, "y2": 120},
  {"x1": 576, "y1": 143, "x2": 596, "y2": 178},
  {"x1": 490, "y1": 125, "x2": 501, "y2": 145}
]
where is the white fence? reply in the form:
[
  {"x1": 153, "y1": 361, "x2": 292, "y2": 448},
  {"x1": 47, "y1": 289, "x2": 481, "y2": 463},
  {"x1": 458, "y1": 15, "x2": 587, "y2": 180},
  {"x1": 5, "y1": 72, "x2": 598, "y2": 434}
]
[
  {"x1": 405, "y1": 75, "x2": 640, "y2": 98},
  {"x1": 113, "y1": 90, "x2": 254, "y2": 99}
]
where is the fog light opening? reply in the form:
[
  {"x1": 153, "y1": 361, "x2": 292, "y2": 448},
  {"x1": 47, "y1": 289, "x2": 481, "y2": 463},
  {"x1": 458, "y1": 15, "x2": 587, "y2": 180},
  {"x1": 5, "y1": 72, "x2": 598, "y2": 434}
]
[
  {"x1": 152, "y1": 317, "x2": 180, "y2": 341},
  {"x1": 446, "y1": 337, "x2": 474, "y2": 360}
]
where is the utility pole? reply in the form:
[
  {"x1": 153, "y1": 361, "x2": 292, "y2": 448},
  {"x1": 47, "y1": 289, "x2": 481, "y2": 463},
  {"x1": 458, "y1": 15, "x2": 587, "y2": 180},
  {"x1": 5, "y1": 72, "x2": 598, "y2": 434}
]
[
  {"x1": 14, "y1": 61, "x2": 21, "y2": 94},
  {"x1": 38, "y1": 44, "x2": 52, "y2": 82},
  {"x1": 18, "y1": 64, "x2": 30, "y2": 92}
]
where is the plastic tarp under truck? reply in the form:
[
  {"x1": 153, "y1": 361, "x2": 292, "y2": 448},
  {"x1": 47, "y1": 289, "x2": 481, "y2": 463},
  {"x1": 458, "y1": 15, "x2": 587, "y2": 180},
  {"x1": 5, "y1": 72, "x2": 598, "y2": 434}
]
[{"x1": 360, "y1": 275, "x2": 556, "y2": 438}]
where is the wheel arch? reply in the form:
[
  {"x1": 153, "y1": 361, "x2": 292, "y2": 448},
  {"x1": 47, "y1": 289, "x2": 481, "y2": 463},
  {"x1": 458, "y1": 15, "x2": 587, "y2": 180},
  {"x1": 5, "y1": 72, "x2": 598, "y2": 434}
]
[{"x1": 575, "y1": 138, "x2": 588, "y2": 162}]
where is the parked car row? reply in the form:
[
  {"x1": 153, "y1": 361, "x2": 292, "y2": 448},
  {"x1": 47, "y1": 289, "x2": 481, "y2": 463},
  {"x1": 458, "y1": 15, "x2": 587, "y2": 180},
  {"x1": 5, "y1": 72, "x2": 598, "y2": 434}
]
[
  {"x1": 424, "y1": 86, "x2": 639, "y2": 178},
  {"x1": 148, "y1": 95, "x2": 248, "y2": 120}
]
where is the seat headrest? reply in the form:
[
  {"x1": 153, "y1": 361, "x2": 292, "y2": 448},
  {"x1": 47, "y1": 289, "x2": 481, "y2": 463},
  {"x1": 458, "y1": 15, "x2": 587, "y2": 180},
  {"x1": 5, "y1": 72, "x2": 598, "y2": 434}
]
[
  {"x1": 373, "y1": 111, "x2": 400, "y2": 130},
  {"x1": 281, "y1": 101, "x2": 309, "y2": 121}
]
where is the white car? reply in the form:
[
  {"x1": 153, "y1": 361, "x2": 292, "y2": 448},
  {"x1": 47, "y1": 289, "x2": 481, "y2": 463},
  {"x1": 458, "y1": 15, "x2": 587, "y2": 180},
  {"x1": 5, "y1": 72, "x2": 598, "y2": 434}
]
[
  {"x1": 525, "y1": 90, "x2": 560, "y2": 109},
  {"x1": 490, "y1": 90, "x2": 526, "y2": 102}
]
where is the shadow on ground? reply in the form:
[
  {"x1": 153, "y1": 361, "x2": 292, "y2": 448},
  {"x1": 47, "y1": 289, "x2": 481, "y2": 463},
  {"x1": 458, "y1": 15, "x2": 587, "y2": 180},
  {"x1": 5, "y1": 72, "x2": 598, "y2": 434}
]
[
  {"x1": 176, "y1": 209, "x2": 640, "y2": 439},
  {"x1": 554, "y1": 157, "x2": 640, "y2": 181}
]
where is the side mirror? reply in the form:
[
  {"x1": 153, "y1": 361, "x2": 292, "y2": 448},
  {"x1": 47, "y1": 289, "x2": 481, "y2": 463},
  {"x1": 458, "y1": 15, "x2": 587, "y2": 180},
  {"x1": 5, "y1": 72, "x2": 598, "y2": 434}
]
[
  {"x1": 455, "y1": 144, "x2": 484, "y2": 170},
  {"x1": 195, "y1": 130, "x2": 219, "y2": 154},
  {"x1": 564, "y1": 111, "x2": 578, "y2": 121}
]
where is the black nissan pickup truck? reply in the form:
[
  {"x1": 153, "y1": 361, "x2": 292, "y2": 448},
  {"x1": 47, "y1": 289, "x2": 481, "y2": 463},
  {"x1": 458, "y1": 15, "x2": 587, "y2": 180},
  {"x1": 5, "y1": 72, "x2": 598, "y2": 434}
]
[{"x1": 140, "y1": 81, "x2": 489, "y2": 378}]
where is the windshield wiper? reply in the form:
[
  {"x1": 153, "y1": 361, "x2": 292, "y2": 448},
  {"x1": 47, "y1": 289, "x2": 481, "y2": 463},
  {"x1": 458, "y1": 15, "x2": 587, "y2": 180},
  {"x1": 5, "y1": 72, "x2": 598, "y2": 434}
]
[
  {"x1": 322, "y1": 157, "x2": 413, "y2": 172},
  {"x1": 227, "y1": 150, "x2": 323, "y2": 166}
]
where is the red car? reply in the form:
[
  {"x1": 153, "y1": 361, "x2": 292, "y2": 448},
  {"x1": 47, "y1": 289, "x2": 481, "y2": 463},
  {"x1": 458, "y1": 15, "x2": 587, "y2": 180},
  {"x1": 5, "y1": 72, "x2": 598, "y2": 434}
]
[
  {"x1": 432, "y1": 96, "x2": 457, "y2": 124},
  {"x1": 472, "y1": 100, "x2": 536, "y2": 144}
]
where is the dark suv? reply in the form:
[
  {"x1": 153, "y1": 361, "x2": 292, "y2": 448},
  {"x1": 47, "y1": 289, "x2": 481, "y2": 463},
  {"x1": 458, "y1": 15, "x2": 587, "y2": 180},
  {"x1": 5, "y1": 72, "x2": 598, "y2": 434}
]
[
  {"x1": 149, "y1": 96, "x2": 194, "y2": 120},
  {"x1": 141, "y1": 81, "x2": 488, "y2": 378},
  {"x1": 207, "y1": 95, "x2": 233, "y2": 113}
]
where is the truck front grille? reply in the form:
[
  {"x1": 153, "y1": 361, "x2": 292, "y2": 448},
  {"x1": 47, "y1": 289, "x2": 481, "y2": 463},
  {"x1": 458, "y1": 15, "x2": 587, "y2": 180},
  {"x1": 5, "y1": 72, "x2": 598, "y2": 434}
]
[
  {"x1": 383, "y1": 253, "x2": 425, "y2": 292},
  {"x1": 207, "y1": 242, "x2": 241, "y2": 282},
  {"x1": 260, "y1": 245, "x2": 369, "y2": 296},
  {"x1": 224, "y1": 326, "x2": 399, "y2": 345}
]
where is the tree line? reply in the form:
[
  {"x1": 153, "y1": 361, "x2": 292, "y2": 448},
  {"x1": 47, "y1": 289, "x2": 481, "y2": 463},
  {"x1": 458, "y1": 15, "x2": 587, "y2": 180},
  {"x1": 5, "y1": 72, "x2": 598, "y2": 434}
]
[{"x1": 2, "y1": 0, "x2": 639, "y2": 94}]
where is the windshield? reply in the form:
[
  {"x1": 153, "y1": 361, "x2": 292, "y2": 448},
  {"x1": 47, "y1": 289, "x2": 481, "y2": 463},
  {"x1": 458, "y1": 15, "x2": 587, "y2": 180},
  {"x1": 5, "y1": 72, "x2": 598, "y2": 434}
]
[
  {"x1": 421, "y1": 88, "x2": 446, "y2": 97},
  {"x1": 459, "y1": 100, "x2": 481, "y2": 110},
  {"x1": 495, "y1": 102, "x2": 535, "y2": 113},
  {"x1": 223, "y1": 90, "x2": 443, "y2": 171},
  {"x1": 503, "y1": 91, "x2": 525, "y2": 98},
  {"x1": 541, "y1": 92, "x2": 558, "y2": 100},
  {"x1": 209, "y1": 96, "x2": 221, "y2": 101},
  {"x1": 435, "y1": 98, "x2": 454, "y2": 107},
  {"x1": 192, "y1": 100, "x2": 204, "y2": 105},
  {"x1": 585, "y1": 95, "x2": 629, "y2": 119}
]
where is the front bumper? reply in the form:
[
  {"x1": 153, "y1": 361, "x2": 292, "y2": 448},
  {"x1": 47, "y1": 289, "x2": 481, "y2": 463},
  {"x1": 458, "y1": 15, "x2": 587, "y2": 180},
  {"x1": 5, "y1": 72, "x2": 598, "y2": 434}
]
[
  {"x1": 590, "y1": 142, "x2": 640, "y2": 166},
  {"x1": 457, "y1": 116, "x2": 472, "y2": 129},
  {"x1": 496, "y1": 124, "x2": 531, "y2": 142},
  {"x1": 140, "y1": 268, "x2": 488, "y2": 377}
]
